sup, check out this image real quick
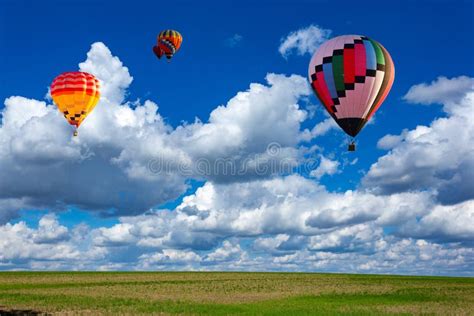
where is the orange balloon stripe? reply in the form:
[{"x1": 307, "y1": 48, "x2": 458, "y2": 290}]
[
  {"x1": 52, "y1": 79, "x2": 98, "y2": 86},
  {"x1": 157, "y1": 30, "x2": 182, "y2": 51},
  {"x1": 52, "y1": 89, "x2": 100, "y2": 97},
  {"x1": 365, "y1": 45, "x2": 395, "y2": 121}
]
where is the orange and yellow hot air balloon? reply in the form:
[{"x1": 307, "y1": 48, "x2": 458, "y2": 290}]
[
  {"x1": 153, "y1": 29, "x2": 183, "y2": 61},
  {"x1": 50, "y1": 71, "x2": 100, "y2": 136}
]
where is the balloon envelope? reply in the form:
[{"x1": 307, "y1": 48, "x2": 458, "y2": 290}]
[
  {"x1": 50, "y1": 71, "x2": 100, "y2": 129},
  {"x1": 308, "y1": 35, "x2": 394, "y2": 137},
  {"x1": 153, "y1": 29, "x2": 183, "y2": 60}
]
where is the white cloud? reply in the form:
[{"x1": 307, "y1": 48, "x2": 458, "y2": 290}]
[
  {"x1": 299, "y1": 117, "x2": 338, "y2": 142},
  {"x1": 79, "y1": 42, "x2": 133, "y2": 104},
  {"x1": 1, "y1": 41, "x2": 473, "y2": 275},
  {"x1": 397, "y1": 200, "x2": 474, "y2": 242},
  {"x1": 139, "y1": 249, "x2": 201, "y2": 268},
  {"x1": 363, "y1": 77, "x2": 474, "y2": 205},
  {"x1": 279, "y1": 25, "x2": 331, "y2": 58},
  {"x1": 0, "y1": 42, "x2": 317, "y2": 219},
  {"x1": 0, "y1": 215, "x2": 104, "y2": 268},
  {"x1": 173, "y1": 175, "x2": 433, "y2": 238},
  {"x1": 94, "y1": 223, "x2": 136, "y2": 247},
  {"x1": 310, "y1": 155, "x2": 340, "y2": 179},
  {"x1": 253, "y1": 234, "x2": 290, "y2": 253},
  {"x1": 33, "y1": 214, "x2": 69, "y2": 244},
  {"x1": 204, "y1": 240, "x2": 245, "y2": 263},
  {"x1": 403, "y1": 76, "x2": 474, "y2": 106},
  {"x1": 377, "y1": 129, "x2": 409, "y2": 150},
  {"x1": 0, "y1": 174, "x2": 472, "y2": 274},
  {"x1": 308, "y1": 223, "x2": 381, "y2": 252}
]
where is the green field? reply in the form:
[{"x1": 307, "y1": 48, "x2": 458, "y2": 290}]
[{"x1": 0, "y1": 272, "x2": 473, "y2": 315}]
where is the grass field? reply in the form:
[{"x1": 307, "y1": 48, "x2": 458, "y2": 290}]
[{"x1": 0, "y1": 272, "x2": 473, "y2": 315}]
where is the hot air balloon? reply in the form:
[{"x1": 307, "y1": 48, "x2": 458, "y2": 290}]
[
  {"x1": 50, "y1": 72, "x2": 100, "y2": 136},
  {"x1": 308, "y1": 35, "x2": 394, "y2": 151},
  {"x1": 153, "y1": 30, "x2": 183, "y2": 61}
]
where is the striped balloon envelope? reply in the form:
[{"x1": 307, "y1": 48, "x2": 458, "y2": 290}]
[
  {"x1": 50, "y1": 72, "x2": 100, "y2": 136},
  {"x1": 308, "y1": 35, "x2": 394, "y2": 143},
  {"x1": 153, "y1": 29, "x2": 183, "y2": 61}
]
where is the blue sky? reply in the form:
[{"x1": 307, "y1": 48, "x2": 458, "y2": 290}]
[{"x1": 0, "y1": 0, "x2": 473, "y2": 274}]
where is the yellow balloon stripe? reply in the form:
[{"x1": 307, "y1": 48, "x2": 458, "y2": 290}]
[{"x1": 52, "y1": 91, "x2": 99, "y2": 127}]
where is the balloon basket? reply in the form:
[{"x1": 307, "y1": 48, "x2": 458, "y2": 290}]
[
  {"x1": 73, "y1": 130, "x2": 78, "y2": 137},
  {"x1": 348, "y1": 142, "x2": 356, "y2": 152}
]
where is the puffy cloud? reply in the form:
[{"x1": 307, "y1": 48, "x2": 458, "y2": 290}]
[
  {"x1": 253, "y1": 234, "x2": 290, "y2": 252},
  {"x1": 0, "y1": 42, "x2": 317, "y2": 218},
  {"x1": 396, "y1": 200, "x2": 474, "y2": 243},
  {"x1": 403, "y1": 76, "x2": 474, "y2": 106},
  {"x1": 79, "y1": 42, "x2": 133, "y2": 104},
  {"x1": 363, "y1": 77, "x2": 474, "y2": 205},
  {"x1": 33, "y1": 214, "x2": 69, "y2": 244},
  {"x1": 310, "y1": 155, "x2": 340, "y2": 179},
  {"x1": 278, "y1": 25, "x2": 332, "y2": 58},
  {"x1": 0, "y1": 43, "x2": 188, "y2": 217},
  {"x1": 204, "y1": 240, "x2": 246, "y2": 263},
  {"x1": 0, "y1": 173, "x2": 472, "y2": 274},
  {"x1": 308, "y1": 224, "x2": 381, "y2": 253},
  {"x1": 0, "y1": 92, "x2": 188, "y2": 216},
  {"x1": 94, "y1": 223, "x2": 137, "y2": 247},
  {"x1": 139, "y1": 249, "x2": 201, "y2": 269},
  {"x1": 157, "y1": 73, "x2": 312, "y2": 183},
  {"x1": 377, "y1": 129, "x2": 409, "y2": 150},
  {"x1": 0, "y1": 215, "x2": 106, "y2": 270},
  {"x1": 2, "y1": 199, "x2": 472, "y2": 274},
  {"x1": 1, "y1": 40, "x2": 473, "y2": 275},
  {"x1": 299, "y1": 117, "x2": 338, "y2": 142}
]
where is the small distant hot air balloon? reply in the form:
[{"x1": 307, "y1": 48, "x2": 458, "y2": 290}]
[
  {"x1": 50, "y1": 71, "x2": 100, "y2": 136},
  {"x1": 153, "y1": 30, "x2": 183, "y2": 62},
  {"x1": 308, "y1": 35, "x2": 394, "y2": 151}
]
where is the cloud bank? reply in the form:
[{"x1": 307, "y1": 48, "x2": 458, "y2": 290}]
[{"x1": 0, "y1": 42, "x2": 473, "y2": 275}]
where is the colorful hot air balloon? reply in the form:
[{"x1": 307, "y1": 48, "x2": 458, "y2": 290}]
[
  {"x1": 308, "y1": 35, "x2": 394, "y2": 151},
  {"x1": 50, "y1": 72, "x2": 100, "y2": 136},
  {"x1": 153, "y1": 30, "x2": 183, "y2": 61}
]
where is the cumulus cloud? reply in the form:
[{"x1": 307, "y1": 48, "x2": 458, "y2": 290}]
[
  {"x1": 299, "y1": 117, "x2": 338, "y2": 142},
  {"x1": 79, "y1": 42, "x2": 133, "y2": 104},
  {"x1": 0, "y1": 216, "x2": 106, "y2": 270},
  {"x1": 1, "y1": 41, "x2": 473, "y2": 275},
  {"x1": 0, "y1": 42, "x2": 324, "y2": 220},
  {"x1": 363, "y1": 77, "x2": 474, "y2": 205},
  {"x1": 396, "y1": 200, "x2": 474, "y2": 243},
  {"x1": 0, "y1": 175, "x2": 472, "y2": 274},
  {"x1": 111, "y1": 175, "x2": 433, "y2": 241},
  {"x1": 403, "y1": 76, "x2": 474, "y2": 106},
  {"x1": 33, "y1": 214, "x2": 69, "y2": 244},
  {"x1": 377, "y1": 129, "x2": 409, "y2": 150},
  {"x1": 139, "y1": 249, "x2": 201, "y2": 269},
  {"x1": 310, "y1": 155, "x2": 340, "y2": 179},
  {"x1": 0, "y1": 93, "x2": 187, "y2": 218},
  {"x1": 278, "y1": 24, "x2": 332, "y2": 58},
  {"x1": 166, "y1": 72, "x2": 312, "y2": 183},
  {"x1": 204, "y1": 240, "x2": 246, "y2": 263}
]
